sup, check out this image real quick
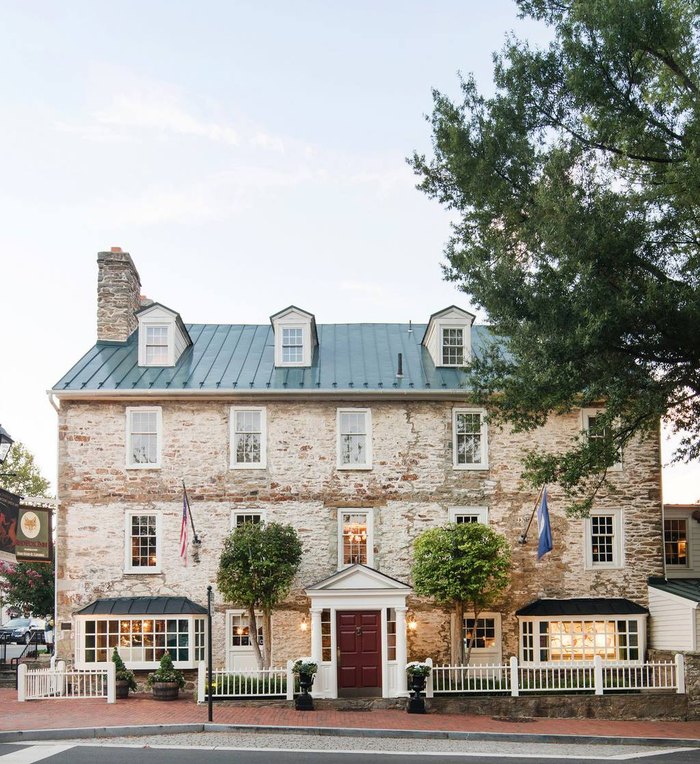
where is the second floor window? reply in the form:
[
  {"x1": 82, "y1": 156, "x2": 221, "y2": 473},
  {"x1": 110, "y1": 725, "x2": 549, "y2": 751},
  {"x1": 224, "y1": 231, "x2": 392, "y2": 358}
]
[
  {"x1": 126, "y1": 407, "x2": 161, "y2": 468},
  {"x1": 126, "y1": 512, "x2": 160, "y2": 573},
  {"x1": 337, "y1": 409, "x2": 372, "y2": 469},
  {"x1": 230, "y1": 407, "x2": 266, "y2": 469},
  {"x1": 664, "y1": 518, "x2": 688, "y2": 566},
  {"x1": 453, "y1": 409, "x2": 488, "y2": 469},
  {"x1": 585, "y1": 509, "x2": 624, "y2": 569}
]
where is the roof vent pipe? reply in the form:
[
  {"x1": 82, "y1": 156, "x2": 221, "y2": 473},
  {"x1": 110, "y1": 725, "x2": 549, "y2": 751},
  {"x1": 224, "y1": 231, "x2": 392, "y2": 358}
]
[
  {"x1": 396, "y1": 353, "x2": 404, "y2": 378},
  {"x1": 408, "y1": 320, "x2": 412, "y2": 333}
]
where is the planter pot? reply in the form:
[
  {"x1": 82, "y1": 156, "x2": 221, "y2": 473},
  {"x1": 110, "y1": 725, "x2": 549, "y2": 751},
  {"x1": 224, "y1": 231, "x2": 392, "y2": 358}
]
[
  {"x1": 151, "y1": 681, "x2": 180, "y2": 701},
  {"x1": 115, "y1": 679, "x2": 131, "y2": 699},
  {"x1": 407, "y1": 674, "x2": 427, "y2": 714},
  {"x1": 294, "y1": 671, "x2": 315, "y2": 711}
]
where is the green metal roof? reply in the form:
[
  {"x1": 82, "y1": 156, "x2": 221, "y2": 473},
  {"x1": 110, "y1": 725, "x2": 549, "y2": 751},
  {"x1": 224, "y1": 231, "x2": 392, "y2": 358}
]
[
  {"x1": 53, "y1": 323, "x2": 492, "y2": 393},
  {"x1": 648, "y1": 577, "x2": 700, "y2": 604}
]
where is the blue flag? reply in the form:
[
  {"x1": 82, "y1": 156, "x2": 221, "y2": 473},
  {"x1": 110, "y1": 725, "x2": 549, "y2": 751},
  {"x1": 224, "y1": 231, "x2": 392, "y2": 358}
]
[{"x1": 537, "y1": 486, "x2": 553, "y2": 560}]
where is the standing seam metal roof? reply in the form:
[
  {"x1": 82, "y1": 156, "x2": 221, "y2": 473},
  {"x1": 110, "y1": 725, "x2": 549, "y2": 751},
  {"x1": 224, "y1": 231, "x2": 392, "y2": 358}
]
[{"x1": 54, "y1": 323, "x2": 493, "y2": 392}]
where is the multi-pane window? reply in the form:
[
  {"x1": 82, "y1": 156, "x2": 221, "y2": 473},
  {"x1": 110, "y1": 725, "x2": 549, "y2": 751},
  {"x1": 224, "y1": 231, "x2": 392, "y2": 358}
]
[
  {"x1": 229, "y1": 613, "x2": 263, "y2": 647},
  {"x1": 144, "y1": 325, "x2": 170, "y2": 365},
  {"x1": 340, "y1": 510, "x2": 372, "y2": 566},
  {"x1": 321, "y1": 609, "x2": 332, "y2": 662},
  {"x1": 441, "y1": 327, "x2": 464, "y2": 366},
  {"x1": 337, "y1": 409, "x2": 372, "y2": 469},
  {"x1": 387, "y1": 608, "x2": 397, "y2": 660},
  {"x1": 231, "y1": 407, "x2": 266, "y2": 468},
  {"x1": 583, "y1": 409, "x2": 622, "y2": 470},
  {"x1": 127, "y1": 513, "x2": 159, "y2": 571},
  {"x1": 590, "y1": 515, "x2": 615, "y2": 564},
  {"x1": 281, "y1": 327, "x2": 304, "y2": 364},
  {"x1": 126, "y1": 408, "x2": 161, "y2": 468},
  {"x1": 521, "y1": 619, "x2": 640, "y2": 663},
  {"x1": 449, "y1": 506, "x2": 489, "y2": 524},
  {"x1": 232, "y1": 512, "x2": 264, "y2": 529},
  {"x1": 463, "y1": 617, "x2": 497, "y2": 650},
  {"x1": 453, "y1": 409, "x2": 487, "y2": 469},
  {"x1": 81, "y1": 616, "x2": 204, "y2": 667},
  {"x1": 664, "y1": 518, "x2": 688, "y2": 566}
]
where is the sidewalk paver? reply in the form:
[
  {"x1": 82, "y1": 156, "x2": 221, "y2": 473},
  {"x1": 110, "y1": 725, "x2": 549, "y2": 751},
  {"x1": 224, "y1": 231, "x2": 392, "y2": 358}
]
[{"x1": 1, "y1": 689, "x2": 699, "y2": 742}]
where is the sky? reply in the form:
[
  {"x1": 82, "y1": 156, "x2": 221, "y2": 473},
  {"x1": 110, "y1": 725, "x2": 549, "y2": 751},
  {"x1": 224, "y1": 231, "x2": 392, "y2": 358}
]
[{"x1": 0, "y1": 0, "x2": 696, "y2": 503}]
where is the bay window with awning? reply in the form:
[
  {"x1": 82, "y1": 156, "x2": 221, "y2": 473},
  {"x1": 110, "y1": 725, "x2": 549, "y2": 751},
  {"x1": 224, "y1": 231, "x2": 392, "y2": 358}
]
[{"x1": 74, "y1": 596, "x2": 207, "y2": 670}]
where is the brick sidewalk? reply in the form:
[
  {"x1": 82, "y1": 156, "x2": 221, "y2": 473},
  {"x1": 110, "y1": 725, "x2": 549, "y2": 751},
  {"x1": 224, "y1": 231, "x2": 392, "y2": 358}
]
[{"x1": 1, "y1": 689, "x2": 699, "y2": 741}]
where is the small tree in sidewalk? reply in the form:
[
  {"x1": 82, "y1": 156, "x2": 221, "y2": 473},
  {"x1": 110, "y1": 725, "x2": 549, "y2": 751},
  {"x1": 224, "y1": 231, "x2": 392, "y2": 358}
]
[
  {"x1": 412, "y1": 522, "x2": 511, "y2": 665},
  {"x1": 217, "y1": 521, "x2": 303, "y2": 669}
]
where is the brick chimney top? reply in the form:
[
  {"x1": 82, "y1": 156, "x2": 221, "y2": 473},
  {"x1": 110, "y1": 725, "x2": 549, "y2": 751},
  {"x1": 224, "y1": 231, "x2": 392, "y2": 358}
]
[{"x1": 110, "y1": 246, "x2": 123, "y2": 253}]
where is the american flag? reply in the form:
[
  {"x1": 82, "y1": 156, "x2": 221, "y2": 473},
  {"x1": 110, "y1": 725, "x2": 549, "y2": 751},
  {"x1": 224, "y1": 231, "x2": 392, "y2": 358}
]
[{"x1": 180, "y1": 485, "x2": 190, "y2": 564}]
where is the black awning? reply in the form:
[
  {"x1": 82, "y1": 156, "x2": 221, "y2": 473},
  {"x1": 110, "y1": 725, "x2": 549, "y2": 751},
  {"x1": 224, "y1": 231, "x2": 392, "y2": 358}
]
[
  {"x1": 76, "y1": 596, "x2": 207, "y2": 616},
  {"x1": 516, "y1": 598, "x2": 648, "y2": 617}
]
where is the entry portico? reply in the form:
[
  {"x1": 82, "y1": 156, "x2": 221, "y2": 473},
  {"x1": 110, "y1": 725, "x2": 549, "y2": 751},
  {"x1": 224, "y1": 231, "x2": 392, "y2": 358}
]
[{"x1": 305, "y1": 564, "x2": 412, "y2": 699}]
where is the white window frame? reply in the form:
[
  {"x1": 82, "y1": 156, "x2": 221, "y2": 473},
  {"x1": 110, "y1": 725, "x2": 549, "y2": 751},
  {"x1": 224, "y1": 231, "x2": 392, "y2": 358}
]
[
  {"x1": 74, "y1": 614, "x2": 206, "y2": 670},
  {"x1": 664, "y1": 515, "x2": 689, "y2": 568},
  {"x1": 582, "y1": 408, "x2": 622, "y2": 472},
  {"x1": 230, "y1": 509, "x2": 267, "y2": 530},
  {"x1": 440, "y1": 324, "x2": 466, "y2": 367},
  {"x1": 461, "y1": 612, "x2": 501, "y2": 657},
  {"x1": 584, "y1": 508, "x2": 624, "y2": 570},
  {"x1": 519, "y1": 615, "x2": 645, "y2": 666},
  {"x1": 138, "y1": 321, "x2": 175, "y2": 367},
  {"x1": 338, "y1": 508, "x2": 374, "y2": 568},
  {"x1": 449, "y1": 506, "x2": 489, "y2": 524},
  {"x1": 229, "y1": 406, "x2": 267, "y2": 470},
  {"x1": 125, "y1": 406, "x2": 162, "y2": 469},
  {"x1": 124, "y1": 510, "x2": 162, "y2": 574},
  {"x1": 336, "y1": 408, "x2": 373, "y2": 470},
  {"x1": 452, "y1": 408, "x2": 488, "y2": 470},
  {"x1": 280, "y1": 325, "x2": 305, "y2": 365}
]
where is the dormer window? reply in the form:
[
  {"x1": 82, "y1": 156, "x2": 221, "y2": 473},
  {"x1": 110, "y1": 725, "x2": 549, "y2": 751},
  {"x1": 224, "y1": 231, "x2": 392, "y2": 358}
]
[
  {"x1": 144, "y1": 326, "x2": 170, "y2": 365},
  {"x1": 441, "y1": 327, "x2": 465, "y2": 366},
  {"x1": 270, "y1": 305, "x2": 318, "y2": 368},
  {"x1": 422, "y1": 306, "x2": 475, "y2": 368},
  {"x1": 282, "y1": 327, "x2": 304, "y2": 364},
  {"x1": 136, "y1": 303, "x2": 192, "y2": 367}
]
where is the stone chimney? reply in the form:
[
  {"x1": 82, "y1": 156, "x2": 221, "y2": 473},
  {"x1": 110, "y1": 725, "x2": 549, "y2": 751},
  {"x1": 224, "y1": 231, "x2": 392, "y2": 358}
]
[{"x1": 96, "y1": 247, "x2": 142, "y2": 342}]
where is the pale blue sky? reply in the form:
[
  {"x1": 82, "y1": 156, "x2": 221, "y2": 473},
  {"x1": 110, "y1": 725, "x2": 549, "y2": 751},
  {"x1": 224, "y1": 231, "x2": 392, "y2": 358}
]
[{"x1": 0, "y1": 0, "x2": 696, "y2": 501}]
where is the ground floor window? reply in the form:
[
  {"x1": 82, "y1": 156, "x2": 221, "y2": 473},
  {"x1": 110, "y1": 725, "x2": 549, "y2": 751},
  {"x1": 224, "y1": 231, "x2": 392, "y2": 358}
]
[
  {"x1": 229, "y1": 612, "x2": 263, "y2": 647},
  {"x1": 520, "y1": 618, "x2": 641, "y2": 663},
  {"x1": 77, "y1": 615, "x2": 205, "y2": 669}
]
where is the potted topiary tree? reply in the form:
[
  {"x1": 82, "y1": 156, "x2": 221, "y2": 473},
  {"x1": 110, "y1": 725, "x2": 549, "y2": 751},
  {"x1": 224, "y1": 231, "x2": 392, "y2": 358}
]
[
  {"x1": 112, "y1": 647, "x2": 137, "y2": 699},
  {"x1": 147, "y1": 650, "x2": 185, "y2": 701}
]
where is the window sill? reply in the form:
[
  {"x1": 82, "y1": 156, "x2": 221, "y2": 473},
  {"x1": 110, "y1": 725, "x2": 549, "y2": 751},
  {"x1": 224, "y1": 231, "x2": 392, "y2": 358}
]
[
  {"x1": 585, "y1": 563, "x2": 624, "y2": 571},
  {"x1": 230, "y1": 463, "x2": 267, "y2": 470},
  {"x1": 124, "y1": 568, "x2": 162, "y2": 575},
  {"x1": 126, "y1": 464, "x2": 161, "y2": 470},
  {"x1": 452, "y1": 464, "x2": 488, "y2": 471},
  {"x1": 337, "y1": 465, "x2": 373, "y2": 471}
]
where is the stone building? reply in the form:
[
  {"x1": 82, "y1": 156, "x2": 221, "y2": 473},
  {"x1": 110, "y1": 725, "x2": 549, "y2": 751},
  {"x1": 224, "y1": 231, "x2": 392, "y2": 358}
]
[{"x1": 50, "y1": 248, "x2": 663, "y2": 698}]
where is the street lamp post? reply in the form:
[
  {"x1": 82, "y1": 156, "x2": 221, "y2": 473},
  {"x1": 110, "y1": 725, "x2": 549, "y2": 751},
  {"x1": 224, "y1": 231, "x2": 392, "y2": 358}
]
[{"x1": 0, "y1": 425, "x2": 13, "y2": 467}]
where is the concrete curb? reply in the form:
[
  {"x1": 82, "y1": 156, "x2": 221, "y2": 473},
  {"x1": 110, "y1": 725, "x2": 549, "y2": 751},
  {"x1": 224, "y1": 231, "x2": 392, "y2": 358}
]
[{"x1": 0, "y1": 723, "x2": 698, "y2": 748}]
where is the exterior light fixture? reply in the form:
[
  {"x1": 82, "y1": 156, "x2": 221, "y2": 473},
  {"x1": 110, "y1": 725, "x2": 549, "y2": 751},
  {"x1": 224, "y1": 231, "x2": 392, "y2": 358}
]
[
  {"x1": 407, "y1": 617, "x2": 418, "y2": 632},
  {"x1": 300, "y1": 615, "x2": 308, "y2": 632},
  {"x1": 0, "y1": 425, "x2": 13, "y2": 465}
]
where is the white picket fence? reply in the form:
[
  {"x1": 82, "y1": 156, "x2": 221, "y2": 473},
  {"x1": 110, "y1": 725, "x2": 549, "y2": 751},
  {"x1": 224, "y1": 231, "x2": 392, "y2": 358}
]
[
  {"x1": 18, "y1": 661, "x2": 116, "y2": 703},
  {"x1": 197, "y1": 661, "x2": 294, "y2": 701},
  {"x1": 426, "y1": 655, "x2": 685, "y2": 697}
]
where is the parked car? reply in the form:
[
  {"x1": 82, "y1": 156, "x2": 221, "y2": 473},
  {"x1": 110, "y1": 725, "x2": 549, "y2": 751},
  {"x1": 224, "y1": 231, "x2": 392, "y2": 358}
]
[{"x1": 0, "y1": 618, "x2": 46, "y2": 645}]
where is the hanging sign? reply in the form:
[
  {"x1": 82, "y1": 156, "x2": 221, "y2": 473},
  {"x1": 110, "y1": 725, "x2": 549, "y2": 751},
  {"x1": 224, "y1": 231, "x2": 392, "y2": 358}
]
[
  {"x1": 15, "y1": 506, "x2": 53, "y2": 564},
  {"x1": 0, "y1": 488, "x2": 19, "y2": 562}
]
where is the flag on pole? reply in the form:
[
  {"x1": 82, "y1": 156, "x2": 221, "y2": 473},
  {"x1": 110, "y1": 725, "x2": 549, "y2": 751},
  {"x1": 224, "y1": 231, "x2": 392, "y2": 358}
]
[
  {"x1": 537, "y1": 486, "x2": 553, "y2": 560},
  {"x1": 180, "y1": 485, "x2": 190, "y2": 564}
]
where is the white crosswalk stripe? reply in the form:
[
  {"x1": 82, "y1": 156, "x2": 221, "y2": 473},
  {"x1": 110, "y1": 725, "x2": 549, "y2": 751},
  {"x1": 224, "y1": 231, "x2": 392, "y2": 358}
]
[{"x1": 0, "y1": 745, "x2": 76, "y2": 763}]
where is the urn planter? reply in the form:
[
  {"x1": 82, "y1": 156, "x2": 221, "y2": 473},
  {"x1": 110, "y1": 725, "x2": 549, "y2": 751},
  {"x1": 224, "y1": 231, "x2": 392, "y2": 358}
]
[
  {"x1": 294, "y1": 671, "x2": 315, "y2": 710},
  {"x1": 115, "y1": 679, "x2": 131, "y2": 699},
  {"x1": 407, "y1": 674, "x2": 427, "y2": 714}
]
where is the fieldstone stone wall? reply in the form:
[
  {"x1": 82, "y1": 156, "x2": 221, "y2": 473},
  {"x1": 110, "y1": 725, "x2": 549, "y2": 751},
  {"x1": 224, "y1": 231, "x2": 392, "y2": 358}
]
[
  {"x1": 56, "y1": 397, "x2": 662, "y2": 668},
  {"x1": 96, "y1": 248, "x2": 141, "y2": 342}
]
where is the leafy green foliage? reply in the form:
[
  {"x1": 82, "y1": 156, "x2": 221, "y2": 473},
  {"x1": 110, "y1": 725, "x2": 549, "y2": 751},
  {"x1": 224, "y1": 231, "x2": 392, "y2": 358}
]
[
  {"x1": 412, "y1": 523, "x2": 511, "y2": 664},
  {"x1": 112, "y1": 647, "x2": 137, "y2": 691},
  {"x1": 217, "y1": 522, "x2": 303, "y2": 669},
  {"x1": 0, "y1": 442, "x2": 51, "y2": 498},
  {"x1": 411, "y1": 0, "x2": 700, "y2": 512},
  {"x1": 147, "y1": 650, "x2": 185, "y2": 689}
]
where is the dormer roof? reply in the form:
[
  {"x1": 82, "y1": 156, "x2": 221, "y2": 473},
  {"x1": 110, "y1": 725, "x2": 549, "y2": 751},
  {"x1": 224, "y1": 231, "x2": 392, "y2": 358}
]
[
  {"x1": 270, "y1": 305, "x2": 318, "y2": 368},
  {"x1": 421, "y1": 305, "x2": 476, "y2": 368},
  {"x1": 135, "y1": 302, "x2": 192, "y2": 367}
]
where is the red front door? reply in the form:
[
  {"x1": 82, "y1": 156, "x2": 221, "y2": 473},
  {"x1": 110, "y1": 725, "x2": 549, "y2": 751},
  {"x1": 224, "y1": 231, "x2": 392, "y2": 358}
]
[{"x1": 337, "y1": 611, "x2": 382, "y2": 696}]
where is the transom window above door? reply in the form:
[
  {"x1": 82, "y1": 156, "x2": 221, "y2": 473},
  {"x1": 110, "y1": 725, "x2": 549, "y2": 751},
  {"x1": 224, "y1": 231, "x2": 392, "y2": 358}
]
[{"x1": 339, "y1": 509, "x2": 374, "y2": 567}]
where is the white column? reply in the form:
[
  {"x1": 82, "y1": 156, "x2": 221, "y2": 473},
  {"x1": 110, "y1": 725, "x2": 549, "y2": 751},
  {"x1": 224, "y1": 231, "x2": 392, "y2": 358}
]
[
  {"x1": 106, "y1": 660, "x2": 116, "y2": 703},
  {"x1": 310, "y1": 608, "x2": 323, "y2": 696},
  {"x1": 395, "y1": 606, "x2": 408, "y2": 696}
]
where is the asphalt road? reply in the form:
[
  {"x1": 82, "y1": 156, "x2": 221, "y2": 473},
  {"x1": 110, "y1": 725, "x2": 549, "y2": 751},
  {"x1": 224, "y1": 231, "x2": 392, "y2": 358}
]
[{"x1": 1, "y1": 742, "x2": 699, "y2": 764}]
